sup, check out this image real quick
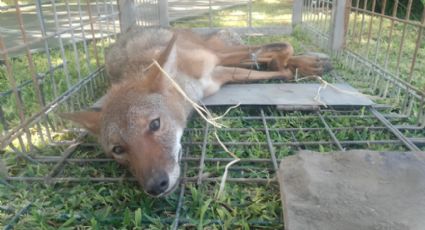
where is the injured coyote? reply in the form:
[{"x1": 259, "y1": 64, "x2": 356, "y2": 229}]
[{"x1": 62, "y1": 27, "x2": 331, "y2": 197}]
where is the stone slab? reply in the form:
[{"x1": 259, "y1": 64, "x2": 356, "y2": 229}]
[
  {"x1": 201, "y1": 83, "x2": 373, "y2": 107},
  {"x1": 92, "y1": 83, "x2": 373, "y2": 110},
  {"x1": 278, "y1": 150, "x2": 425, "y2": 230}
]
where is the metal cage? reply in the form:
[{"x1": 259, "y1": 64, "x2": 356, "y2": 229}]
[{"x1": 1, "y1": 0, "x2": 424, "y2": 228}]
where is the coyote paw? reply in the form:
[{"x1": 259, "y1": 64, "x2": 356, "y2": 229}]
[{"x1": 288, "y1": 52, "x2": 332, "y2": 77}]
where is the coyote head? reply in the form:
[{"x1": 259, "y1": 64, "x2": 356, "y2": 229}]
[{"x1": 62, "y1": 34, "x2": 188, "y2": 197}]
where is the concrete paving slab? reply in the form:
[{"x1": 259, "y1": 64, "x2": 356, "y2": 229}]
[
  {"x1": 169, "y1": 0, "x2": 244, "y2": 22},
  {"x1": 201, "y1": 83, "x2": 373, "y2": 107},
  {"x1": 0, "y1": 2, "x2": 118, "y2": 57},
  {"x1": 91, "y1": 83, "x2": 373, "y2": 110},
  {"x1": 278, "y1": 150, "x2": 425, "y2": 230}
]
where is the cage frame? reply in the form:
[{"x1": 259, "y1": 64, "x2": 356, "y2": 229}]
[{"x1": 1, "y1": 0, "x2": 425, "y2": 228}]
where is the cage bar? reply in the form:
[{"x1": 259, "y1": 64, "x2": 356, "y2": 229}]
[{"x1": 1, "y1": 0, "x2": 425, "y2": 228}]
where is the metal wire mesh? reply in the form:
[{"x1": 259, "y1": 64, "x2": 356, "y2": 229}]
[
  {"x1": 1, "y1": 0, "x2": 425, "y2": 228},
  {"x1": 301, "y1": 0, "x2": 425, "y2": 128},
  {"x1": 170, "y1": 0, "x2": 293, "y2": 29},
  {"x1": 0, "y1": 0, "x2": 119, "y2": 151},
  {"x1": 134, "y1": 0, "x2": 160, "y2": 26},
  {"x1": 4, "y1": 104, "x2": 423, "y2": 228}
]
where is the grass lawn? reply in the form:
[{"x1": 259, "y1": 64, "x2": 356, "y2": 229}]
[
  {"x1": 172, "y1": 0, "x2": 293, "y2": 28},
  {"x1": 1, "y1": 0, "x2": 424, "y2": 228}
]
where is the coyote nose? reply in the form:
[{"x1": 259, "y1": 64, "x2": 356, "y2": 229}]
[{"x1": 146, "y1": 171, "x2": 169, "y2": 196}]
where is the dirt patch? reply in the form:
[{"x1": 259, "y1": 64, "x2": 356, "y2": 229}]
[{"x1": 278, "y1": 150, "x2": 425, "y2": 230}]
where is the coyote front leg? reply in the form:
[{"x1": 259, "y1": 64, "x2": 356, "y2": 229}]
[{"x1": 208, "y1": 66, "x2": 292, "y2": 97}]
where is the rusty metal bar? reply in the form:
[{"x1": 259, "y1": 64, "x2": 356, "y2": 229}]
[
  {"x1": 171, "y1": 145, "x2": 189, "y2": 230},
  {"x1": 85, "y1": 0, "x2": 100, "y2": 67},
  {"x1": 0, "y1": 36, "x2": 32, "y2": 151},
  {"x1": 350, "y1": 0, "x2": 361, "y2": 45},
  {"x1": 407, "y1": 8, "x2": 425, "y2": 83},
  {"x1": 95, "y1": 0, "x2": 106, "y2": 49},
  {"x1": 171, "y1": 176, "x2": 186, "y2": 230},
  {"x1": 34, "y1": 156, "x2": 283, "y2": 164},
  {"x1": 248, "y1": 0, "x2": 252, "y2": 28},
  {"x1": 369, "y1": 107, "x2": 420, "y2": 151},
  {"x1": 395, "y1": 0, "x2": 413, "y2": 75},
  {"x1": 356, "y1": 0, "x2": 368, "y2": 47},
  {"x1": 184, "y1": 125, "x2": 424, "y2": 132},
  {"x1": 51, "y1": 0, "x2": 73, "y2": 90},
  {"x1": 290, "y1": 130, "x2": 303, "y2": 151},
  {"x1": 383, "y1": 0, "x2": 399, "y2": 70},
  {"x1": 35, "y1": 0, "x2": 58, "y2": 99},
  {"x1": 7, "y1": 143, "x2": 39, "y2": 163},
  {"x1": 317, "y1": 111, "x2": 345, "y2": 151},
  {"x1": 6, "y1": 176, "x2": 277, "y2": 184},
  {"x1": 65, "y1": 0, "x2": 82, "y2": 82},
  {"x1": 182, "y1": 140, "x2": 407, "y2": 147},
  {"x1": 278, "y1": 108, "x2": 304, "y2": 152},
  {"x1": 372, "y1": 0, "x2": 387, "y2": 65},
  {"x1": 202, "y1": 113, "x2": 409, "y2": 121},
  {"x1": 208, "y1": 0, "x2": 212, "y2": 28},
  {"x1": 109, "y1": 0, "x2": 118, "y2": 38},
  {"x1": 44, "y1": 132, "x2": 87, "y2": 183},
  {"x1": 419, "y1": 96, "x2": 425, "y2": 126},
  {"x1": 4, "y1": 203, "x2": 32, "y2": 230},
  {"x1": 364, "y1": 0, "x2": 376, "y2": 59},
  {"x1": 197, "y1": 123, "x2": 209, "y2": 185},
  {"x1": 13, "y1": 0, "x2": 49, "y2": 110},
  {"x1": 260, "y1": 109, "x2": 278, "y2": 171}
]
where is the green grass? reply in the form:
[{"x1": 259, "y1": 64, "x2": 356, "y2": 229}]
[
  {"x1": 0, "y1": 181, "x2": 282, "y2": 229},
  {"x1": 0, "y1": 38, "x2": 111, "y2": 133},
  {"x1": 2, "y1": 1, "x2": 425, "y2": 228},
  {"x1": 172, "y1": 0, "x2": 293, "y2": 28}
]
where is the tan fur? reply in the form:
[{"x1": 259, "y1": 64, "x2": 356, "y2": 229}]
[{"x1": 62, "y1": 27, "x2": 331, "y2": 197}]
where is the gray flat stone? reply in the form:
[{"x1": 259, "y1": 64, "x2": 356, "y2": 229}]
[
  {"x1": 91, "y1": 83, "x2": 373, "y2": 110},
  {"x1": 202, "y1": 83, "x2": 373, "y2": 107},
  {"x1": 278, "y1": 150, "x2": 425, "y2": 230}
]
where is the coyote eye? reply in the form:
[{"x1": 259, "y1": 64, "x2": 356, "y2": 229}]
[
  {"x1": 149, "y1": 118, "x2": 160, "y2": 131},
  {"x1": 112, "y1": 146, "x2": 125, "y2": 155}
]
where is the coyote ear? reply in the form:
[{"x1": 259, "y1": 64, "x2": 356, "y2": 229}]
[
  {"x1": 157, "y1": 33, "x2": 178, "y2": 68},
  {"x1": 59, "y1": 111, "x2": 102, "y2": 135},
  {"x1": 145, "y1": 34, "x2": 178, "y2": 92}
]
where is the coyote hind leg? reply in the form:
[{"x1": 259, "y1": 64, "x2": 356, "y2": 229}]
[
  {"x1": 215, "y1": 43, "x2": 294, "y2": 70},
  {"x1": 287, "y1": 53, "x2": 332, "y2": 77}
]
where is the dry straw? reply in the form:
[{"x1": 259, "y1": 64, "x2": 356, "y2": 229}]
[{"x1": 294, "y1": 68, "x2": 371, "y2": 107}]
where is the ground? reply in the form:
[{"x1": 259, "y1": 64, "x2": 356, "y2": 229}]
[{"x1": 1, "y1": 0, "x2": 425, "y2": 229}]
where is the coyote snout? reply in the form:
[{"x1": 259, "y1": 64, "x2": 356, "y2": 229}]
[{"x1": 62, "y1": 27, "x2": 331, "y2": 197}]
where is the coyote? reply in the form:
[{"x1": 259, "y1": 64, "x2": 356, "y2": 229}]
[{"x1": 63, "y1": 27, "x2": 330, "y2": 197}]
